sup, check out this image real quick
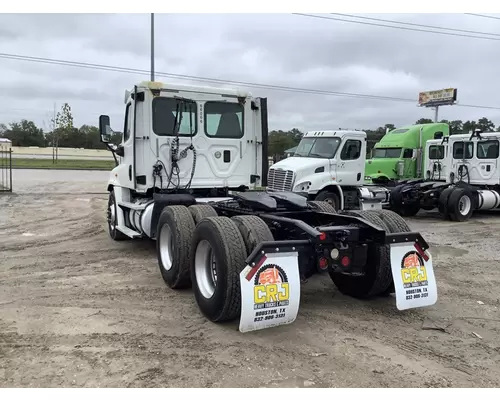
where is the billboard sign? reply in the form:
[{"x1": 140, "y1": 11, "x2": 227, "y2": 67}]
[{"x1": 418, "y1": 88, "x2": 457, "y2": 107}]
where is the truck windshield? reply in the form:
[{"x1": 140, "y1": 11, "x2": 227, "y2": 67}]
[
  {"x1": 293, "y1": 137, "x2": 341, "y2": 158},
  {"x1": 372, "y1": 148, "x2": 402, "y2": 158}
]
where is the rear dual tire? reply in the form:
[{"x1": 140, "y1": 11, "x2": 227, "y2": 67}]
[
  {"x1": 329, "y1": 210, "x2": 410, "y2": 299},
  {"x1": 439, "y1": 187, "x2": 474, "y2": 222},
  {"x1": 390, "y1": 185, "x2": 420, "y2": 217},
  {"x1": 156, "y1": 204, "x2": 217, "y2": 289},
  {"x1": 157, "y1": 205, "x2": 196, "y2": 289},
  {"x1": 156, "y1": 206, "x2": 274, "y2": 323},
  {"x1": 330, "y1": 210, "x2": 393, "y2": 299}
]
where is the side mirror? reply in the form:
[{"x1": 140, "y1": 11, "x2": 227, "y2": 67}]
[
  {"x1": 434, "y1": 131, "x2": 443, "y2": 139},
  {"x1": 99, "y1": 115, "x2": 112, "y2": 143}
]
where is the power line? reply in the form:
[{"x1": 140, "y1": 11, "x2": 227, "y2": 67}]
[
  {"x1": 0, "y1": 53, "x2": 415, "y2": 103},
  {"x1": 330, "y1": 13, "x2": 500, "y2": 38},
  {"x1": 465, "y1": 13, "x2": 500, "y2": 21},
  {"x1": 293, "y1": 13, "x2": 500, "y2": 42},
  {"x1": 1, "y1": 52, "x2": 500, "y2": 111}
]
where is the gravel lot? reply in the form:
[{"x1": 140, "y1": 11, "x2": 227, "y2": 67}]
[{"x1": 1, "y1": 170, "x2": 500, "y2": 388}]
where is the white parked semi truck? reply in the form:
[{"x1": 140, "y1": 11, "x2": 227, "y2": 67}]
[
  {"x1": 99, "y1": 80, "x2": 437, "y2": 333},
  {"x1": 267, "y1": 130, "x2": 391, "y2": 211},
  {"x1": 390, "y1": 129, "x2": 500, "y2": 221}
]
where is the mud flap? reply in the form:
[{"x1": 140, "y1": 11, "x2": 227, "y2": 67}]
[
  {"x1": 390, "y1": 243, "x2": 437, "y2": 310},
  {"x1": 239, "y1": 251, "x2": 301, "y2": 333}
]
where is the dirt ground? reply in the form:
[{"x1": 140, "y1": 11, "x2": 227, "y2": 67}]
[{"x1": 1, "y1": 170, "x2": 500, "y2": 388}]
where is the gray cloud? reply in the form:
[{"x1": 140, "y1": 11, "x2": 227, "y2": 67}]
[{"x1": 0, "y1": 13, "x2": 499, "y2": 134}]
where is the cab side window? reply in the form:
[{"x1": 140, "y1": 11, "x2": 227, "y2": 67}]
[
  {"x1": 123, "y1": 103, "x2": 132, "y2": 142},
  {"x1": 340, "y1": 139, "x2": 361, "y2": 160},
  {"x1": 402, "y1": 149, "x2": 413, "y2": 159}
]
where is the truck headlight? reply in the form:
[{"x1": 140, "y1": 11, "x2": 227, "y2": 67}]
[{"x1": 294, "y1": 182, "x2": 311, "y2": 192}]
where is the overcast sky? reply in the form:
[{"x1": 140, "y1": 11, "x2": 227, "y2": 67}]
[{"x1": 1, "y1": 13, "x2": 500, "y2": 132}]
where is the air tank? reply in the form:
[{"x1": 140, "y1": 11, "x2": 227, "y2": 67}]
[
  {"x1": 128, "y1": 200, "x2": 155, "y2": 237},
  {"x1": 476, "y1": 189, "x2": 500, "y2": 211}
]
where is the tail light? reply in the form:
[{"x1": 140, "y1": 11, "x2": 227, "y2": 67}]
[
  {"x1": 318, "y1": 257, "x2": 329, "y2": 271},
  {"x1": 341, "y1": 255, "x2": 350, "y2": 267}
]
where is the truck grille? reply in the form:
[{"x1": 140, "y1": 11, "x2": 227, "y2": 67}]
[{"x1": 268, "y1": 168, "x2": 294, "y2": 191}]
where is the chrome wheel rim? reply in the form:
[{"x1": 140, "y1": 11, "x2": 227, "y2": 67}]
[
  {"x1": 108, "y1": 198, "x2": 116, "y2": 231},
  {"x1": 159, "y1": 224, "x2": 173, "y2": 270},
  {"x1": 458, "y1": 195, "x2": 471, "y2": 216},
  {"x1": 195, "y1": 240, "x2": 217, "y2": 299}
]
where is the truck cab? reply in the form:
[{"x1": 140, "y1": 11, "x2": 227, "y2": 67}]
[
  {"x1": 267, "y1": 130, "x2": 390, "y2": 210},
  {"x1": 99, "y1": 80, "x2": 269, "y2": 239},
  {"x1": 446, "y1": 131, "x2": 500, "y2": 186},
  {"x1": 365, "y1": 123, "x2": 450, "y2": 185}
]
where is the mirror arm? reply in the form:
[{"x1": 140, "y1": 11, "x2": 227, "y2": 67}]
[{"x1": 105, "y1": 143, "x2": 119, "y2": 166}]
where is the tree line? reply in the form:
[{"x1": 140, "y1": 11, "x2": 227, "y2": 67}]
[
  {"x1": 0, "y1": 103, "x2": 121, "y2": 150},
  {"x1": 1, "y1": 103, "x2": 499, "y2": 158}
]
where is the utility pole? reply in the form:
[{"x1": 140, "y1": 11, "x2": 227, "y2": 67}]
[
  {"x1": 52, "y1": 102, "x2": 56, "y2": 164},
  {"x1": 151, "y1": 13, "x2": 155, "y2": 81}
]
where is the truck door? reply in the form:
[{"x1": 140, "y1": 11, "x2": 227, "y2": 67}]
[
  {"x1": 335, "y1": 136, "x2": 365, "y2": 186},
  {"x1": 402, "y1": 148, "x2": 415, "y2": 178},
  {"x1": 116, "y1": 101, "x2": 135, "y2": 190}
]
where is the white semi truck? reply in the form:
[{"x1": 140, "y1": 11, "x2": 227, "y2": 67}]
[
  {"x1": 267, "y1": 130, "x2": 391, "y2": 211},
  {"x1": 99, "y1": 80, "x2": 437, "y2": 333},
  {"x1": 390, "y1": 129, "x2": 500, "y2": 221}
]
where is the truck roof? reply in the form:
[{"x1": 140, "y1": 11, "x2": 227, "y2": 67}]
[
  {"x1": 395, "y1": 122, "x2": 449, "y2": 130},
  {"x1": 134, "y1": 80, "x2": 253, "y2": 98},
  {"x1": 304, "y1": 130, "x2": 366, "y2": 138},
  {"x1": 374, "y1": 123, "x2": 449, "y2": 149},
  {"x1": 448, "y1": 131, "x2": 500, "y2": 141}
]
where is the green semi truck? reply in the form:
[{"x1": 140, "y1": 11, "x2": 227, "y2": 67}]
[{"x1": 364, "y1": 123, "x2": 450, "y2": 185}]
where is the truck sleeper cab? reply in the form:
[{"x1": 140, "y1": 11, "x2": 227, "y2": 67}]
[{"x1": 365, "y1": 123, "x2": 450, "y2": 186}]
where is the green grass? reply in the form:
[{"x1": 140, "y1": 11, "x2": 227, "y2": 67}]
[{"x1": 12, "y1": 158, "x2": 116, "y2": 170}]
